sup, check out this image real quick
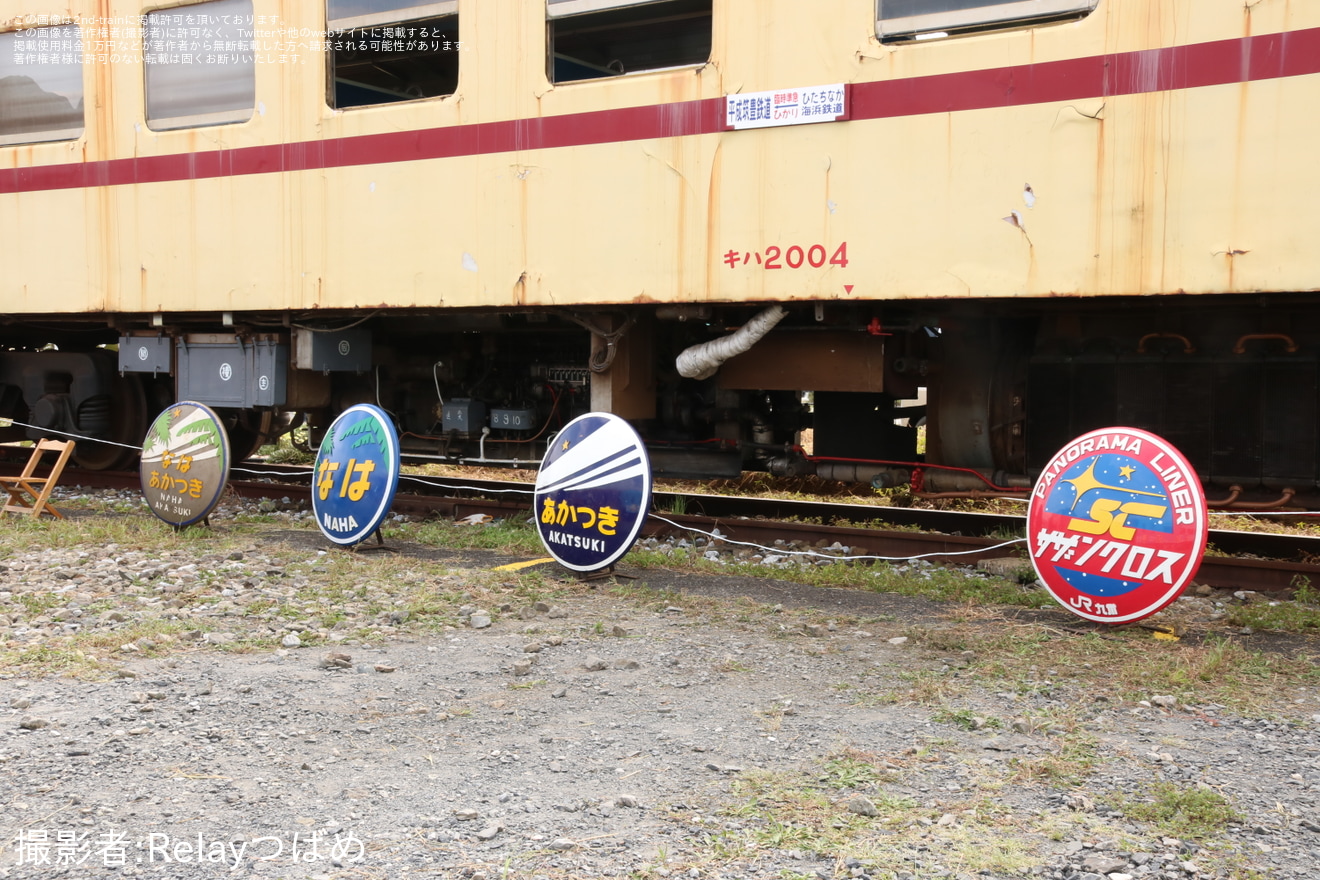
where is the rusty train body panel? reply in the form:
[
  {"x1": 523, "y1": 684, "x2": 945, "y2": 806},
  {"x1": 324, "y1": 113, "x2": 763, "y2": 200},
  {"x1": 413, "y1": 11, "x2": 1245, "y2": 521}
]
[{"x1": 2, "y1": 0, "x2": 1319, "y2": 498}]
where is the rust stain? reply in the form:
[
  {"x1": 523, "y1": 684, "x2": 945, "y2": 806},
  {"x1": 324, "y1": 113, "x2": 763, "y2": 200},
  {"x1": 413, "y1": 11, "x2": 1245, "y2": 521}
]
[
  {"x1": 513, "y1": 271, "x2": 527, "y2": 306},
  {"x1": 87, "y1": 0, "x2": 116, "y2": 311},
  {"x1": 671, "y1": 142, "x2": 686, "y2": 302},
  {"x1": 703, "y1": 138, "x2": 723, "y2": 303},
  {"x1": 1090, "y1": 75, "x2": 1107, "y2": 293},
  {"x1": 1025, "y1": 231, "x2": 1038, "y2": 292},
  {"x1": 1228, "y1": 1, "x2": 1256, "y2": 294},
  {"x1": 517, "y1": 163, "x2": 529, "y2": 305},
  {"x1": 1220, "y1": 249, "x2": 1251, "y2": 291}
]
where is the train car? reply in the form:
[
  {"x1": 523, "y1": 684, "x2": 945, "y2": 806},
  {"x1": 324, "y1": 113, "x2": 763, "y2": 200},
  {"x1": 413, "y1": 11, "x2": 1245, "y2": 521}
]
[{"x1": 2, "y1": 0, "x2": 1318, "y2": 503}]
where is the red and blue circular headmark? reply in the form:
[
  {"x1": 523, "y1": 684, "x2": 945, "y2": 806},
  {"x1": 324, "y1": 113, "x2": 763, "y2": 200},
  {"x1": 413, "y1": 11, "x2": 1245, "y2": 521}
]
[{"x1": 1027, "y1": 427, "x2": 1207, "y2": 623}]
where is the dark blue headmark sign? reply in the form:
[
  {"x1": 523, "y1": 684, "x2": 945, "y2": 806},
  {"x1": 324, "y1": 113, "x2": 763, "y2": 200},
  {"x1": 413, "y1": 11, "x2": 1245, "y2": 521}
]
[
  {"x1": 312, "y1": 404, "x2": 401, "y2": 546},
  {"x1": 534, "y1": 413, "x2": 653, "y2": 572}
]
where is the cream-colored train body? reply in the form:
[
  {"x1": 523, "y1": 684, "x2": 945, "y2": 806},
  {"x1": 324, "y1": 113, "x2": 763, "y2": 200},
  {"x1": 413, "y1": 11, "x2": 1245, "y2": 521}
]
[{"x1": 2, "y1": 0, "x2": 1318, "y2": 499}]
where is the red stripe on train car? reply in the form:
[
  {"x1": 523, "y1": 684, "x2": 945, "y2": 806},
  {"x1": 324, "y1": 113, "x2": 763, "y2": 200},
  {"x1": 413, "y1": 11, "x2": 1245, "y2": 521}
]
[{"x1": 2, "y1": 27, "x2": 1318, "y2": 195}]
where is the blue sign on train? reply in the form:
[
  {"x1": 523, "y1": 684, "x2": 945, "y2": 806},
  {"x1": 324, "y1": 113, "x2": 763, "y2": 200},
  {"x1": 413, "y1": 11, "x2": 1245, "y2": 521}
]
[
  {"x1": 534, "y1": 413, "x2": 653, "y2": 572},
  {"x1": 312, "y1": 404, "x2": 401, "y2": 546}
]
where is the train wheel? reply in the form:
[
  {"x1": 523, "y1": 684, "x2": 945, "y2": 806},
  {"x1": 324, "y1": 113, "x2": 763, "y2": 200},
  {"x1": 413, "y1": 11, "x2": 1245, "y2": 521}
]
[
  {"x1": 225, "y1": 410, "x2": 277, "y2": 462},
  {"x1": 72, "y1": 374, "x2": 148, "y2": 471}
]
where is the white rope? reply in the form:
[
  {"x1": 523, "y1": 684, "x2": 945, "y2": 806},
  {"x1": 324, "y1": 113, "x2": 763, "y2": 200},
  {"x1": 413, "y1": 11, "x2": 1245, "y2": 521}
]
[
  {"x1": 0, "y1": 418, "x2": 142, "y2": 450},
  {"x1": 1207, "y1": 509, "x2": 1320, "y2": 517},
  {"x1": 228, "y1": 465, "x2": 1025, "y2": 560},
  {"x1": 18, "y1": 417, "x2": 1300, "y2": 530},
  {"x1": 229, "y1": 464, "x2": 314, "y2": 477},
  {"x1": 932, "y1": 491, "x2": 1318, "y2": 518},
  {"x1": 646, "y1": 513, "x2": 1026, "y2": 563},
  {"x1": 230, "y1": 466, "x2": 539, "y2": 496},
  {"x1": 398, "y1": 473, "x2": 537, "y2": 496},
  {"x1": 230, "y1": 465, "x2": 539, "y2": 497}
]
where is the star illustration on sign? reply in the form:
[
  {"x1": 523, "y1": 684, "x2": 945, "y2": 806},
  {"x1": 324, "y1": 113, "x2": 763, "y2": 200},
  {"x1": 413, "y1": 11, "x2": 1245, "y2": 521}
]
[
  {"x1": 1063, "y1": 459, "x2": 1164, "y2": 514},
  {"x1": 562, "y1": 440, "x2": 570, "y2": 450},
  {"x1": 1118, "y1": 465, "x2": 1135, "y2": 480}
]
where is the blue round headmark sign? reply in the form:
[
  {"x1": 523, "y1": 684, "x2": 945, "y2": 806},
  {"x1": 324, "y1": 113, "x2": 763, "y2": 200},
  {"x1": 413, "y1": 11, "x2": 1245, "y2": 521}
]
[
  {"x1": 534, "y1": 413, "x2": 653, "y2": 572},
  {"x1": 312, "y1": 404, "x2": 401, "y2": 546}
]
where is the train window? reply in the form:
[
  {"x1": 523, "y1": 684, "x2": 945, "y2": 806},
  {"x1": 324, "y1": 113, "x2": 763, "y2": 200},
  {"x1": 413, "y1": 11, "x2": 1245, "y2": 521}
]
[
  {"x1": 876, "y1": 0, "x2": 1096, "y2": 41},
  {"x1": 144, "y1": 0, "x2": 255, "y2": 130},
  {"x1": 328, "y1": 0, "x2": 459, "y2": 108},
  {"x1": 548, "y1": 0, "x2": 712, "y2": 83},
  {"x1": 0, "y1": 25, "x2": 85, "y2": 146}
]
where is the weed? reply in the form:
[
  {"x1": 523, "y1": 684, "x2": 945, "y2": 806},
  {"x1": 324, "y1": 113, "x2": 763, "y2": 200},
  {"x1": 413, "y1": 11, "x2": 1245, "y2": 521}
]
[
  {"x1": 663, "y1": 495, "x2": 689, "y2": 515},
  {"x1": 1225, "y1": 598, "x2": 1320, "y2": 633},
  {"x1": 866, "y1": 563, "x2": 1054, "y2": 609},
  {"x1": 820, "y1": 751, "x2": 891, "y2": 789},
  {"x1": 257, "y1": 430, "x2": 315, "y2": 465},
  {"x1": 1293, "y1": 575, "x2": 1319, "y2": 605},
  {"x1": 757, "y1": 705, "x2": 786, "y2": 731},
  {"x1": 896, "y1": 667, "x2": 957, "y2": 705},
  {"x1": 14, "y1": 591, "x2": 62, "y2": 616},
  {"x1": 947, "y1": 834, "x2": 1038, "y2": 876},
  {"x1": 72, "y1": 619, "x2": 197, "y2": 654},
  {"x1": 0, "y1": 644, "x2": 106, "y2": 677},
  {"x1": 715, "y1": 656, "x2": 750, "y2": 673},
  {"x1": 1120, "y1": 783, "x2": 1242, "y2": 839},
  {"x1": 1008, "y1": 730, "x2": 1099, "y2": 786},
  {"x1": 408, "y1": 517, "x2": 543, "y2": 555},
  {"x1": 932, "y1": 707, "x2": 998, "y2": 731}
]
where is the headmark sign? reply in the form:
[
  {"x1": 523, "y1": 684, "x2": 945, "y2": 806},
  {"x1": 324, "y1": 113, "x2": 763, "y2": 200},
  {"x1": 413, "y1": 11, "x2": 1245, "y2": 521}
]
[
  {"x1": 312, "y1": 404, "x2": 401, "y2": 546},
  {"x1": 1027, "y1": 427, "x2": 1208, "y2": 623},
  {"x1": 534, "y1": 413, "x2": 652, "y2": 572},
  {"x1": 140, "y1": 401, "x2": 231, "y2": 528}
]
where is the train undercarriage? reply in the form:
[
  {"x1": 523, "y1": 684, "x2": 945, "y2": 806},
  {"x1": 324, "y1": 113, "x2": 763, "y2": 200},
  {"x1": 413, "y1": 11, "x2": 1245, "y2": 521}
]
[{"x1": 1, "y1": 295, "x2": 1316, "y2": 509}]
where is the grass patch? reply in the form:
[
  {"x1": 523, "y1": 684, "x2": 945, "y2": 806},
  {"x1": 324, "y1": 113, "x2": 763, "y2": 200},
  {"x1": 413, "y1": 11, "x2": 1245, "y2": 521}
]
[
  {"x1": 1224, "y1": 585, "x2": 1320, "y2": 633},
  {"x1": 717, "y1": 769, "x2": 886, "y2": 853},
  {"x1": 698, "y1": 757, "x2": 1038, "y2": 877},
  {"x1": 932, "y1": 707, "x2": 999, "y2": 731},
  {"x1": 405, "y1": 516, "x2": 544, "y2": 555},
  {"x1": 256, "y1": 428, "x2": 315, "y2": 465},
  {"x1": 0, "y1": 644, "x2": 108, "y2": 677},
  {"x1": 628, "y1": 541, "x2": 1051, "y2": 614},
  {"x1": 1093, "y1": 635, "x2": 1319, "y2": 712},
  {"x1": 72, "y1": 619, "x2": 199, "y2": 654},
  {"x1": 867, "y1": 563, "x2": 1051, "y2": 609},
  {"x1": 1008, "y1": 729, "x2": 1100, "y2": 786},
  {"x1": 892, "y1": 626, "x2": 1318, "y2": 717},
  {"x1": 819, "y1": 749, "x2": 895, "y2": 789},
  {"x1": 1120, "y1": 782, "x2": 1243, "y2": 839}
]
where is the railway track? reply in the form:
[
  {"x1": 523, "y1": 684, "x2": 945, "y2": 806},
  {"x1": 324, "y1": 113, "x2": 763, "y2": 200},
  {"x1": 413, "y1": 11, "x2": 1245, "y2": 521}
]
[{"x1": 13, "y1": 459, "x2": 1320, "y2": 595}]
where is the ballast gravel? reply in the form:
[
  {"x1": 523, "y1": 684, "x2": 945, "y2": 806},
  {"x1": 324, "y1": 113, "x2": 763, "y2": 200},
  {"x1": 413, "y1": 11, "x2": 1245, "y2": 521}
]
[{"x1": 1, "y1": 488, "x2": 1319, "y2": 879}]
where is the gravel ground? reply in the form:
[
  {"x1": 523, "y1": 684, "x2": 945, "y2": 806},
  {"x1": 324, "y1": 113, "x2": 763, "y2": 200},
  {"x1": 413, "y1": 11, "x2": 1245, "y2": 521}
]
[{"x1": 2, "y1": 489, "x2": 1319, "y2": 880}]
